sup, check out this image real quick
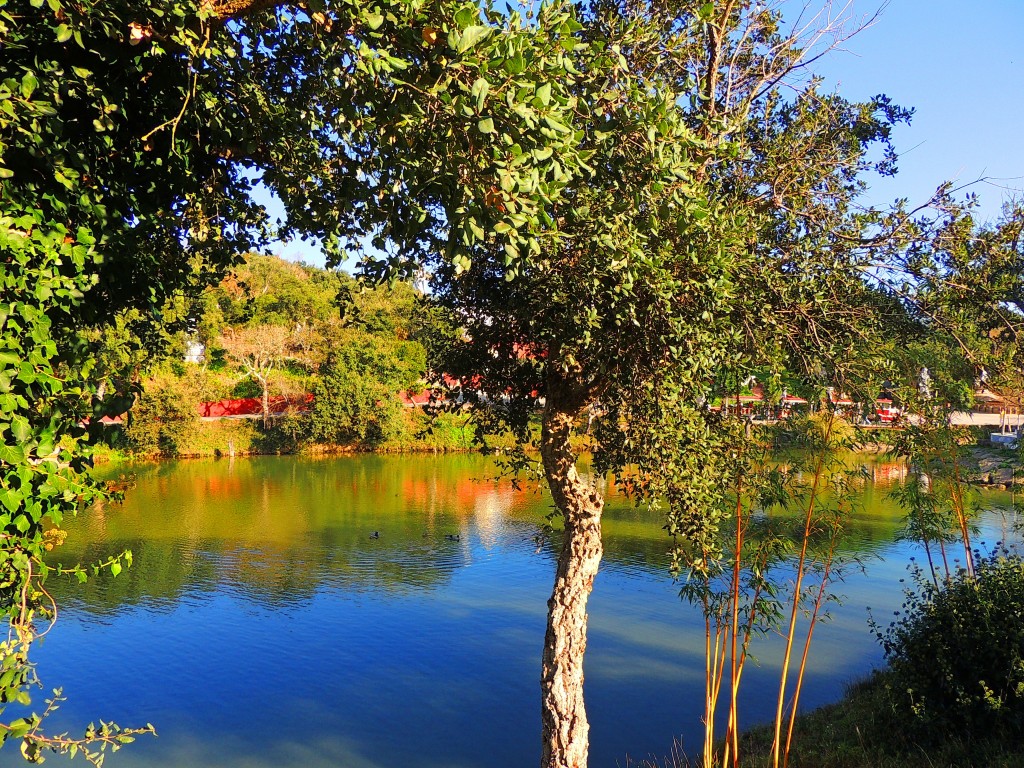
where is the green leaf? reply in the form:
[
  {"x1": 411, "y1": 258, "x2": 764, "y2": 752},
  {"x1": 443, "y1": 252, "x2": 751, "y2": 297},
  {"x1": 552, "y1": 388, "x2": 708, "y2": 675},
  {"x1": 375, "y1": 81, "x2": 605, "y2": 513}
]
[
  {"x1": 10, "y1": 415, "x2": 29, "y2": 444},
  {"x1": 505, "y1": 53, "x2": 525, "y2": 75},
  {"x1": 456, "y1": 26, "x2": 490, "y2": 54},
  {"x1": 20, "y1": 73, "x2": 38, "y2": 99},
  {"x1": 453, "y1": 6, "x2": 478, "y2": 28},
  {"x1": 477, "y1": 117, "x2": 495, "y2": 135},
  {"x1": 0, "y1": 444, "x2": 26, "y2": 464},
  {"x1": 542, "y1": 115, "x2": 571, "y2": 134},
  {"x1": 54, "y1": 169, "x2": 74, "y2": 189},
  {"x1": 536, "y1": 82, "x2": 551, "y2": 107},
  {"x1": 110, "y1": 561, "x2": 122, "y2": 577},
  {"x1": 55, "y1": 24, "x2": 72, "y2": 43},
  {"x1": 364, "y1": 11, "x2": 384, "y2": 30},
  {"x1": 471, "y1": 77, "x2": 489, "y2": 113},
  {"x1": 0, "y1": 489, "x2": 20, "y2": 514}
]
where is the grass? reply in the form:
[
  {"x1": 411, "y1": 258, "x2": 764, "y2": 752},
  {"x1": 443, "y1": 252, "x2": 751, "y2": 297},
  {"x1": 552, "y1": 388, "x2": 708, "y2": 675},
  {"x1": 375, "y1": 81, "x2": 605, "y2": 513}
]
[
  {"x1": 89, "y1": 443, "x2": 130, "y2": 465},
  {"x1": 632, "y1": 672, "x2": 1024, "y2": 768},
  {"x1": 188, "y1": 418, "x2": 266, "y2": 455},
  {"x1": 380, "y1": 409, "x2": 483, "y2": 452},
  {"x1": 739, "y1": 672, "x2": 1024, "y2": 768}
]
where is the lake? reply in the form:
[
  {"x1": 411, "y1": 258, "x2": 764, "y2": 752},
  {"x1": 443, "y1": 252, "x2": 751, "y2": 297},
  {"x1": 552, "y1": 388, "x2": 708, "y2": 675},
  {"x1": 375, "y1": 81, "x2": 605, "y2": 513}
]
[{"x1": 28, "y1": 454, "x2": 1021, "y2": 766}]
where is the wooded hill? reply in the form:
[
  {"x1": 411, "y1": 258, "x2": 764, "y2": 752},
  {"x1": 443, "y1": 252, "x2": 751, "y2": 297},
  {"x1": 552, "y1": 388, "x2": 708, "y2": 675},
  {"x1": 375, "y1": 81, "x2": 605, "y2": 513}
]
[{"x1": 104, "y1": 253, "x2": 464, "y2": 457}]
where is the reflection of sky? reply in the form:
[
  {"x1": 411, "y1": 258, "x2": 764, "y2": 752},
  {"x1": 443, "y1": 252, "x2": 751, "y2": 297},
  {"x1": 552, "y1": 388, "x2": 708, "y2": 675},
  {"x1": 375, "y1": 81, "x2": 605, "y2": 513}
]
[{"x1": 29, "y1": 455, "x2": 1024, "y2": 767}]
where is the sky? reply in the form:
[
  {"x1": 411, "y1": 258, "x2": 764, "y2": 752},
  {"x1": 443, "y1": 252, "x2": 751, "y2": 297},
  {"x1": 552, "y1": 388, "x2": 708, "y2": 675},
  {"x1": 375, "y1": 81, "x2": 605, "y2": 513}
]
[
  {"x1": 267, "y1": 0, "x2": 1024, "y2": 266},
  {"x1": 808, "y1": 0, "x2": 1023, "y2": 222}
]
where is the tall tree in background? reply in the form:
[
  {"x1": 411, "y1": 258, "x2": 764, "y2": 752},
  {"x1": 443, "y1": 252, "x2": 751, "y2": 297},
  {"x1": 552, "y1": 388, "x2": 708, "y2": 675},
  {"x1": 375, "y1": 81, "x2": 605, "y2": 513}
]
[{"x1": 220, "y1": 324, "x2": 299, "y2": 425}]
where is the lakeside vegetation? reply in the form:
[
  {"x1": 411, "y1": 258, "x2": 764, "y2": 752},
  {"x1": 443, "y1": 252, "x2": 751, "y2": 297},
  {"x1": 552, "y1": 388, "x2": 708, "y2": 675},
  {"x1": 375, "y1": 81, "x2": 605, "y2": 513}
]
[
  {"x1": 737, "y1": 550, "x2": 1024, "y2": 768},
  {"x1": 739, "y1": 671, "x2": 1024, "y2": 768},
  {"x1": 101, "y1": 253, "x2": 477, "y2": 458},
  {"x1": 3, "y1": 0, "x2": 1024, "y2": 766}
]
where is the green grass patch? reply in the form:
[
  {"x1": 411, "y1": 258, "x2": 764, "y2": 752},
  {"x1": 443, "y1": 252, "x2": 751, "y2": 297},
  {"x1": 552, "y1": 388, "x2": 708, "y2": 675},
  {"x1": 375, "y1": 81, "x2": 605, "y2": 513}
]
[{"x1": 736, "y1": 671, "x2": 1024, "y2": 768}]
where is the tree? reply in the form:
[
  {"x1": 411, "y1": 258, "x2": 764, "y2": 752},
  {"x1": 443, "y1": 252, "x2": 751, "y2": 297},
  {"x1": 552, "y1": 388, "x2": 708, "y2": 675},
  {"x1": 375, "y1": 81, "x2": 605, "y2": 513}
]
[
  {"x1": 125, "y1": 366, "x2": 203, "y2": 456},
  {"x1": 220, "y1": 324, "x2": 302, "y2": 425},
  {"x1": 1, "y1": 0, "x2": 616, "y2": 758},
  {"x1": 422, "y1": 2, "x2": 936, "y2": 765},
  {"x1": 307, "y1": 363, "x2": 405, "y2": 446},
  {"x1": 0, "y1": 0, "x2": 981, "y2": 766}
]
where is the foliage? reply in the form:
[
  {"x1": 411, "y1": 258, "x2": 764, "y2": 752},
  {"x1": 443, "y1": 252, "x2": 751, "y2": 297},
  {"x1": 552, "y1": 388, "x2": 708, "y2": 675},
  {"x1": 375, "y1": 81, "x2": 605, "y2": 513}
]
[
  {"x1": 306, "y1": 348, "x2": 408, "y2": 446},
  {"x1": 1, "y1": 0, "x2": 755, "y2": 761},
  {"x1": 875, "y1": 552, "x2": 1024, "y2": 740},
  {"x1": 662, "y1": 408, "x2": 863, "y2": 767},
  {"x1": 413, "y1": 1, "x2": 952, "y2": 762},
  {"x1": 0, "y1": 0, "x2": 268, "y2": 754},
  {"x1": 219, "y1": 323, "x2": 310, "y2": 425},
  {"x1": 891, "y1": 203, "x2": 1024, "y2": 404},
  {"x1": 737, "y1": 671, "x2": 1024, "y2": 768},
  {"x1": 888, "y1": 416, "x2": 981, "y2": 583},
  {"x1": 111, "y1": 252, "x2": 437, "y2": 456},
  {"x1": 124, "y1": 369, "x2": 202, "y2": 457},
  {"x1": 0, "y1": 0, "x2": 1016, "y2": 762},
  {"x1": 787, "y1": 412, "x2": 859, "y2": 450}
]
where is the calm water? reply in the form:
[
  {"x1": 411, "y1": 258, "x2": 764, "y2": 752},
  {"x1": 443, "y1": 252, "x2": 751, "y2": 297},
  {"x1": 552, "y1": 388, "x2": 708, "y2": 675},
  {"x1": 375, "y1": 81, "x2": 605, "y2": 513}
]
[{"x1": 26, "y1": 454, "x2": 1021, "y2": 767}]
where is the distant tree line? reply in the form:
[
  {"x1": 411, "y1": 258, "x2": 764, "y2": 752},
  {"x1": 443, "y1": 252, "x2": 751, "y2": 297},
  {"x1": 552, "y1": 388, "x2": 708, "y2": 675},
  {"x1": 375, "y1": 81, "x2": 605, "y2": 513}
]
[{"x1": 104, "y1": 253, "x2": 457, "y2": 456}]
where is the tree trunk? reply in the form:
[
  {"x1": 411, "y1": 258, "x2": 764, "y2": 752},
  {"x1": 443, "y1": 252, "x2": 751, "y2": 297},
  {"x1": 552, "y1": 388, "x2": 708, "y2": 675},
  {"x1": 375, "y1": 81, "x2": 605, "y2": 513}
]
[
  {"x1": 261, "y1": 378, "x2": 270, "y2": 428},
  {"x1": 540, "y1": 394, "x2": 604, "y2": 768}
]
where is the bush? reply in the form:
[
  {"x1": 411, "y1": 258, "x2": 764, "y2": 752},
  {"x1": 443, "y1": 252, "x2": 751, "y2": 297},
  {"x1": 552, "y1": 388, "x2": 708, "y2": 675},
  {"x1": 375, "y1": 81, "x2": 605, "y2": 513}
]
[
  {"x1": 124, "y1": 370, "x2": 202, "y2": 457},
  {"x1": 306, "y1": 366, "x2": 403, "y2": 447},
  {"x1": 790, "y1": 411, "x2": 858, "y2": 449},
  {"x1": 876, "y1": 552, "x2": 1024, "y2": 739}
]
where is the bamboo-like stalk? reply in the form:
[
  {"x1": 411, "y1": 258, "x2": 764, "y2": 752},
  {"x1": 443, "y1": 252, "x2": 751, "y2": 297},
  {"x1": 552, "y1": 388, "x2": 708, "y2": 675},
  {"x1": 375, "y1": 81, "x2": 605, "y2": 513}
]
[
  {"x1": 703, "y1": 587, "x2": 716, "y2": 767},
  {"x1": 728, "y1": 483, "x2": 745, "y2": 768},
  {"x1": 721, "y1": 436, "x2": 774, "y2": 768},
  {"x1": 912, "y1": 474, "x2": 941, "y2": 587},
  {"x1": 769, "y1": 412, "x2": 835, "y2": 768},
  {"x1": 782, "y1": 522, "x2": 840, "y2": 768},
  {"x1": 938, "y1": 537, "x2": 951, "y2": 581},
  {"x1": 948, "y1": 451, "x2": 975, "y2": 580},
  {"x1": 706, "y1": 620, "x2": 728, "y2": 767},
  {"x1": 922, "y1": 535, "x2": 940, "y2": 588},
  {"x1": 722, "y1": 533, "x2": 769, "y2": 768},
  {"x1": 727, "y1": 389, "x2": 746, "y2": 768}
]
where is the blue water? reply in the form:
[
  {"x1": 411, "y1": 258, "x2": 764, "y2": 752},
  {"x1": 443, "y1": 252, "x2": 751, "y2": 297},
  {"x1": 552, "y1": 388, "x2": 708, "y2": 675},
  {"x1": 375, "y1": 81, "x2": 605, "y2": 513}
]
[{"x1": 23, "y1": 454, "x2": 1021, "y2": 766}]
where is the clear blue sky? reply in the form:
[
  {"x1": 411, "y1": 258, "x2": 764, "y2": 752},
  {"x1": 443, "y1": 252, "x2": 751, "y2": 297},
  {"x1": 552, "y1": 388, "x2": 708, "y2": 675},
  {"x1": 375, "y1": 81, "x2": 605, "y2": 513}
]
[
  {"x1": 811, "y1": 0, "x2": 1023, "y2": 223},
  {"x1": 268, "y1": 0, "x2": 1024, "y2": 265}
]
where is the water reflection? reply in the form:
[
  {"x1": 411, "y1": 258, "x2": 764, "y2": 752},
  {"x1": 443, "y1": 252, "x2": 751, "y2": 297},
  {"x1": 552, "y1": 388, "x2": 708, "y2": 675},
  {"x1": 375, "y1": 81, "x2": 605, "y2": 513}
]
[
  {"x1": 30, "y1": 454, "x2": 1021, "y2": 768},
  {"x1": 50, "y1": 456, "x2": 539, "y2": 614}
]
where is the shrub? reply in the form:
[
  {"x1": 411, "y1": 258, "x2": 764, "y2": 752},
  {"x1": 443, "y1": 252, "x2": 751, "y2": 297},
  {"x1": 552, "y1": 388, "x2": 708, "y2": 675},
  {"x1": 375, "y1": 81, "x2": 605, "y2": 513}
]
[
  {"x1": 876, "y1": 551, "x2": 1024, "y2": 739},
  {"x1": 306, "y1": 366, "x2": 403, "y2": 447},
  {"x1": 791, "y1": 411, "x2": 858, "y2": 449},
  {"x1": 124, "y1": 370, "x2": 202, "y2": 457}
]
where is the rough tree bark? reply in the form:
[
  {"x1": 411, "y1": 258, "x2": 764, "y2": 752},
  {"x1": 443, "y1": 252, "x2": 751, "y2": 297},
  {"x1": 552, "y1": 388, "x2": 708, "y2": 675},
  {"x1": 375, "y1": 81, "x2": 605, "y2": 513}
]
[{"x1": 539, "y1": 383, "x2": 604, "y2": 768}]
